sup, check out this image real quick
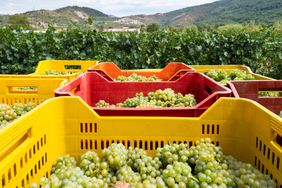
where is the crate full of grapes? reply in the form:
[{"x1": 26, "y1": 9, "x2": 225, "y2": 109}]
[
  {"x1": 0, "y1": 97, "x2": 281, "y2": 187},
  {"x1": 31, "y1": 60, "x2": 99, "y2": 81},
  {"x1": 55, "y1": 72, "x2": 231, "y2": 117},
  {"x1": 0, "y1": 76, "x2": 67, "y2": 129},
  {"x1": 88, "y1": 62, "x2": 195, "y2": 81},
  {"x1": 191, "y1": 65, "x2": 272, "y2": 85},
  {"x1": 228, "y1": 80, "x2": 282, "y2": 115}
]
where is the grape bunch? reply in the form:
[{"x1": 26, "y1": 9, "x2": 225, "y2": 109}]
[
  {"x1": 155, "y1": 143, "x2": 190, "y2": 166},
  {"x1": 0, "y1": 102, "x2": 35, "y2": 128},
  {"x1": 224, "y1": 155, "x2": 276, "y2": 188},
  {"x1": 40, "y1": 155, "x2": 107, "y2": 188},
  {"x1": 33, "y1": 138, "x2": 276, "y2": 188},
  {"x1": 95, "y1": 100, "x2": 111, "y2": 108},
  {"x1": 95, "y1": 88, "x2": 196, "y2": 108},
  {"x1": 127, "y1": 147, "x2": 162, "y2": 180},
  {"x1": 162, "y1": 161, "x2": 196, "y2": 188},
  {"x1": 205, "y1": 69, "x2": 255, "y2": 84},
  {"x1": 188, "y1": 138, "x2": 235, "y2": 187},
  {"x1": 103, "y1": 143, "x2": 128, "y2": 170},
  {"x1": 116, "y1": 165, "x2": 141, "y2": 183},
  {"x1": 80, "y1": 151, "x2": 101, "y2": 177},
  {"x1": 115, "y1": 73, "x2": 161, "y2": 82},
  {"x1": 259, "y1": 91, "x2": 280, "y2": 97}
]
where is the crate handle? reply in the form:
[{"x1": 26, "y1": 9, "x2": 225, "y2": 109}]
[
  {"x1": 55, "y1": 75, "x2": 82, "y2": 96},
  {"x1": 0, "y1": 130, "x2": 31, "y2": 161},
  {"x1": 204, "y1": 85, "x2": 213, "y2": 95},
  {"x1": 8, "y1": 86, "x2": 38, "y2": 94},
  {"x1": 168, "y1": 70, "x2": 193, "y2": 81},
  {"x1": 64, "y1": 65, "x2": 82, "y2": 70},
  {"x1": 70, "y1": 85, "x2": 80, "y2": 94},
  {"x1": 271, "y1": 120, "x2": 282, "y2": 149},
  {"x1": 275, "y1": 134, "x2": 282, "y2": 148},
  {"x1": 94, "y1": 70, "x2": 114, "y2": 81}
]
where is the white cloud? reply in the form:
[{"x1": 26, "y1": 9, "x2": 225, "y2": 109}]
[{"x1": 0, "y1": 0, "x2": 218, "y2": 16}]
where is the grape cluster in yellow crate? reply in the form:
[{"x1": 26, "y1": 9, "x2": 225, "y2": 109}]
[
  {"x1": 205, "y1": 69, "x2": 254, "y2": 84},
  {"x1": 31, "y1": 138, "x2": 275, "y2": 188},
  {"x1": 95, "y1": 88, "x2": 196, "y2": 108},
  {"x1": 0, "y1": 102, "x2": 35, "y2": 128},
  {"x1": 115, "y1": 73, "x2": 161, "y2": 82}
]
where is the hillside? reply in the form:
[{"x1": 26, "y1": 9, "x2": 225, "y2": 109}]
[
  {"x1": 0, "y1": 0, "x2": 282, "y2": 29},
  {"x1": 23, "y1": 6, "x2": 114, "y2": 29},
  {"x1": 124, "y1": 0, "x2": 282, "y2": 26}
]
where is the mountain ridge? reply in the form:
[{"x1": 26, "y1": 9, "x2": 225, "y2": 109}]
[
  {"x1": 124, "y1": 0, "x2": 282, "y2": 26},
  {"x1": 0, "y1": 0, "x2": 281, "y2": 29}
]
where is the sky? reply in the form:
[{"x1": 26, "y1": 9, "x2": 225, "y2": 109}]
[{"x1": 0, "y1": 0, "x2": 218, "y2": 17}]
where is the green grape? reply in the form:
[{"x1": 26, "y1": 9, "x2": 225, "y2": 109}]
[
  {"x1": 155, "y1": 143, "x2": 190, "y2": 166},
  {"x1": 103, "y1": 143, "x2": 128, "y2": 170},
  {"x1": 95, "y1": 88, "x2": 196, "y2": 108},
  {"x1": 33, "y1": 139, "x2": 276, "y2": 188},
  {"x1": 95, "y1": 100, "x2": 111, "y2": 107},
  {"x1": 116, "y1": 165, "x2": 141, "y2": 183},
  {"x1": 80, "y1": 151, "x2": 101, "y2": 177},
  {"x1": 0, "y1": 102, "x2": 35, "y2": 128},
  {"x1": 219, "y1": 79, "x2": 229, "y2": 85},
  {"x1": 259, "y1": 91, "x2": 280, "y2": 97},
  {"x1": 51, "y1": 155, "x2": 76, "y2": 173},
  {"x1": 162, "y1": 161, "x2": 195, "y2": 187},
  {"x1": 226, "y1": 155, "x2": 275, "y2": 187},
  {"x1": 243, "y1": 74, "x2": 255, "y2": 80},
  {"x1": 234, "y1": 77, "x2": 244, "y2": 80},
  {"x1": 115, "y1": 73, "x2": 161, "y2": 82},
  {"x1": 205, "y1": 70, "x2": 218, "y2": 80},
  {"x1": 14, "y1": 86, "x2": 37, "y2": 91},
  {"x1": 127, "y1": 147, "x2": 162, "y2": 180},
  {"x1": 205, "y1": 69, "x2": 255, "y2": 84},
  {"x1": 229, "y1": 70, "x2": 245, "y2": 80},
  {"x1": 12, "y1": 102, "x2": 36, "y2": 116},
  {"x1": 216, "y1": 70, "x2": 228, "y2": 81},
  {"x1": 44, "y1": 70, "x2": 80, "y2": 75}
]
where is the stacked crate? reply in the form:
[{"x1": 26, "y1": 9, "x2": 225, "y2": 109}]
[{"x1": 0, "y1": 60, "x2": 281, "y2": 187}]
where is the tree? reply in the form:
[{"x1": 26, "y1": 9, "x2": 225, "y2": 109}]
[
  {"x1": 146, "y1": 23, "x2": 160, "y2": 32},
  {"x1": 87, "y1": 17, "x2": 95, "y2": 26},
  {"x1": 7, "y1": 14, "x2": 29, "y2": 26},
  {"x1": 97, "y1": 23, "x2": 104, "y2": 32},
  {"x1": 273, "y1": 20, "x2": 282, "y2": 32}
]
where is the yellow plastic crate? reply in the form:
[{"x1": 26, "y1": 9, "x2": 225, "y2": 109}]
[
  {"x1": 0, "y1": 97, "x2": 281, "y2": 187},
  {"x1": 31, "y1": 60, "x2": 99, "y2": 80},
  {"x1": 0, "y1": 75, "x2": 67, "y2": 105},
  {"x1": 191, "y1": 65, "x2": 273, "y2": 80},
  {"x1": 128, "y1": 65, "x2": 273, "y2": 80}
]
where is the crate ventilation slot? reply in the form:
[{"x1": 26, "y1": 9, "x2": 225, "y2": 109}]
[{"x1": 202, "y1": 124, "x2": 220, "y2": 134}]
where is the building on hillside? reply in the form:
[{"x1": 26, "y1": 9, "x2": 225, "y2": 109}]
[
  {"x1": 0, "y1": 23, "x2": 9, "y2": 27},
  {"x1": 114, "y1": 18, "x2": 143, "y2": 25},
  {"x1": 104, "y1": 27, "x2": 140, "y2": 33}
]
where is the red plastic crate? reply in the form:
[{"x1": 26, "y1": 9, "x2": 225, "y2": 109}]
[
  {"x1": 228, "y1": 80, "x2": 282, "y2": 115},
  {"x1": 88, "y1": 62, "x2": 195, "y2": 81},
  {"x1": 55, "y1": 72, "x2": 231, "y2": 117}
]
